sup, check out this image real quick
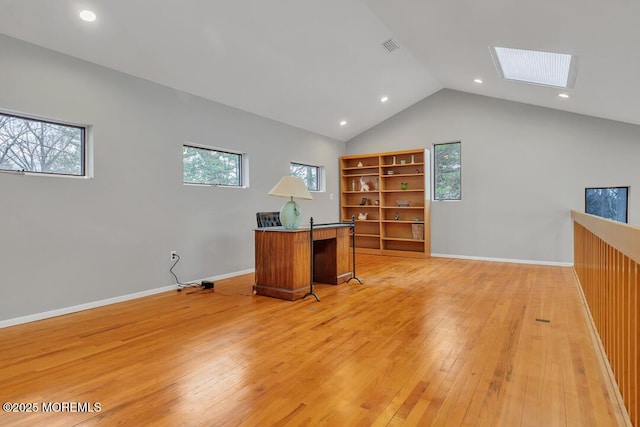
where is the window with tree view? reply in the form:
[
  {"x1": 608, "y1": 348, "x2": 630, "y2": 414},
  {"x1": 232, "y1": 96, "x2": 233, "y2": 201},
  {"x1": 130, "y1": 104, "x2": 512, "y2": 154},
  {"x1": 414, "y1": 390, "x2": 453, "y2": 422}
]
[
  {"x1": 290, "y1": 162, "x2": 321, "y2": 191},
  {"x1": 434, "y1": 142, "x2": 461, "y2": 200},
  {"x1": 183, "y1": 145, "x2": 243, "y2": 186},
  {"x1": 585, "y1": 187, "x2": 628, "y2": 223},
  {"x1": 0, "y1": 112, "x2": 85, "y2": 176}
]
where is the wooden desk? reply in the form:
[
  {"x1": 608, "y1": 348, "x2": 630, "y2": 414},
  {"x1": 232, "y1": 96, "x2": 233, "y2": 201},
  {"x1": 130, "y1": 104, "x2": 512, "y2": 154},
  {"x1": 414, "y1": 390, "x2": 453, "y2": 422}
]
[{"x1": 254, "y1": 224, "x2": 352, "y2": 300}]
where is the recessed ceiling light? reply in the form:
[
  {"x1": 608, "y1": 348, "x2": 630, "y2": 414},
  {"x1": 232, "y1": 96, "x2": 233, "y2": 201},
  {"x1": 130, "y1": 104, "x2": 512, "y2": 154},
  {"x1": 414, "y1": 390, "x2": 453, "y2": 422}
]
[
  {"x1": 339, "y1": 120, "x2": 347, "y2": 126},
  {"x1": 558, "y1": 93, "x2": 570, "y2": 98},
  {"x1": 380, "y1": 96, "x2": 389, "y2": 103},
  {"x1": 490, "y1": 46, "x2": 578, "y2": 88},
  {"x1": 474, "y1": 78, "x2": 483, "y2": 84},
  {"x1": 79, "y1": 10, "x2": 97, "y2": 22}
]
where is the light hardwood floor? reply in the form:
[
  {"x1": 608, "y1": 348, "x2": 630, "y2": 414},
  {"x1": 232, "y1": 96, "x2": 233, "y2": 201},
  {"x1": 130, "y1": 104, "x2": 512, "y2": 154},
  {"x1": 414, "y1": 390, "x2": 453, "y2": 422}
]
[{"x1": 0, "y1": 255, "x2": 628, "y2": 426}]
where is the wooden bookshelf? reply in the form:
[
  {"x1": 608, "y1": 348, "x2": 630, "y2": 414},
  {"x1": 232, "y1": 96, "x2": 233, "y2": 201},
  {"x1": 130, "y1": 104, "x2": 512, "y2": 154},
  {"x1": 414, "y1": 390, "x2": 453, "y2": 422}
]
[{"x1": 340, "y1": 149, "x2": 430, "y2": 258}]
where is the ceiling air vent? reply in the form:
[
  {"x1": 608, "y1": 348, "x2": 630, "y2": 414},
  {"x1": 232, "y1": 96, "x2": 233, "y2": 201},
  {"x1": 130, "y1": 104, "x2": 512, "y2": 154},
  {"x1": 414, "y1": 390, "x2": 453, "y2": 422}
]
[{"x1": 381, "y1": 39, "x2": 400, "y2": 53}]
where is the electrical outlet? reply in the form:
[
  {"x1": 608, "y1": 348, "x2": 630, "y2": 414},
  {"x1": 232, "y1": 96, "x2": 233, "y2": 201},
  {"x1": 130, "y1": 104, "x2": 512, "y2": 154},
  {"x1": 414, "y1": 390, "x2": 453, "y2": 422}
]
[{"x1": 170, "y1": 251, "x2": 178, "y2": 261}]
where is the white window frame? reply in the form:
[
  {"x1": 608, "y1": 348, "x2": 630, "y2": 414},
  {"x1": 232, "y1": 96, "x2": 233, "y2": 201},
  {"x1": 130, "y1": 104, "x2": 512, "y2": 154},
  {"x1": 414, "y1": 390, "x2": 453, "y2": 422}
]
[
  {"x1": 182, "y1": 143, "x2": 248, "y2": 188},
  {"x1": 0, "y1": 110, "x2": 88, "y2": 178},
  {"x1": 290, "y1": 161, "x2": 324, "y2": 192},
  {"x1": 433, "y1": 141, "x2": 462, "y2": 201}
]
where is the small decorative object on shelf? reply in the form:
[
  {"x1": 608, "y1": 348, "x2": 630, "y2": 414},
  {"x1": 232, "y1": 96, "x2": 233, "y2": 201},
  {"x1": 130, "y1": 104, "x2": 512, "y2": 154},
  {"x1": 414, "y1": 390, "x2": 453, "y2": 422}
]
[
  {"x1": 400, "y1": 159, "x2": 406, "y2": 165},
  {"x1": 397, "y1": 200, "x2": 410, "y2": 207},
  {"x1": 374, "y1": 177, "x2": 379, "y2": 190},
  {"x1": 359, "y1": 197, "x2": 368, "y2": 205},
  {"x1": 360, "y1": 177, "x2": 370, "y2": 192},
  {"x1": 352, "y1": 179, "x2": 355, "y2": 191},
  {"x1": 392, "y1": 156, "x2": 396, "y2": 165},
  {"x1": 387, "y1": 170, "x2": 394, "y2": 175},
  {"x1": 412, "y1": 223, "x2": 424, "y2": 240},
  {"x1": 357, "y1": 161, "x2": 363, "y2": 168},
  {"x1": 394, "y1": 212, "x2": 400, "y2": 220},
  {"x1": 374, "y1": 200, "x2": 379, "y2": 206},
  {"x1": 400, "y1": 182, "x2": 408, "y2": 190},
  {"x1": 358, "y1": 212, "x2": 368, "y2": 220},
  {"x1": 411, "y1": 154, "x2": 415, "y2": 164}
]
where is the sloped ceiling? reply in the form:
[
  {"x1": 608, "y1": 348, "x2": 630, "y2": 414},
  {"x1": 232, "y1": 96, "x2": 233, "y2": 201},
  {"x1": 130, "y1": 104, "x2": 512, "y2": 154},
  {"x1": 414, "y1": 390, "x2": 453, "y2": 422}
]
[{"x1": 1, "y1": 0, "x2": 639, "y2": 142}]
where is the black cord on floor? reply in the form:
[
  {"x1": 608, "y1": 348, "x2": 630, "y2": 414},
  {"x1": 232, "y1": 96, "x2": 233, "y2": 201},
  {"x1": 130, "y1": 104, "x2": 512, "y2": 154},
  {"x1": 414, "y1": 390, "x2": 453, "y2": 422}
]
[
  {"x1": 171, "y1": 253, "x2": 253, "y2": 296},
  {"x1": 170, "y1": 254, "x2": 200, "y2": 290}
]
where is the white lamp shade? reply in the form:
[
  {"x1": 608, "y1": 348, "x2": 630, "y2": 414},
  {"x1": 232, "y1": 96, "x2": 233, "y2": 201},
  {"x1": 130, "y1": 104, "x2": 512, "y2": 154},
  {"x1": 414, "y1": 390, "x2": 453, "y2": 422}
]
[
  {"x1": 268, "y1": 176, "x2": 313, "y2": 229},
  {"x1": 268, "y1": 176, "x2": 313, "y2": 200}
]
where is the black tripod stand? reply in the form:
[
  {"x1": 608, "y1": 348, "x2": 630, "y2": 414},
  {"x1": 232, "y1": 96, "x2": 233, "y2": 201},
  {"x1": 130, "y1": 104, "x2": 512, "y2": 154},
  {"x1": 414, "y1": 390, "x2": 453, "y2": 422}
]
[
  {"x1": 346, "y1": 215, "x2": 363, "y2": 284},
  {"x1": 303, "y1": 217, "x2": 320, "y2": 302},
  {"x1": 303, "y1": 217, "x2": 361, "y2": 302}
]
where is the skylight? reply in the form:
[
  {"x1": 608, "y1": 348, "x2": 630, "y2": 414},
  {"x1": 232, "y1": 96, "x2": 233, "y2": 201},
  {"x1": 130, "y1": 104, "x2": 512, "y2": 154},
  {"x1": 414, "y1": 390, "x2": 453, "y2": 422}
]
[{"x1": 490, "y1": 47, "x2": 578, "y2": 88}]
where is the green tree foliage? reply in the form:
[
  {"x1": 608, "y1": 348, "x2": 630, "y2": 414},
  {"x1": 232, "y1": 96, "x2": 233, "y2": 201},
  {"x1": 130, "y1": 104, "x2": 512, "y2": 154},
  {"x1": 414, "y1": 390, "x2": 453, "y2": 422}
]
[
  {"x1": 0, "y1": 113, "x2": 83, "y2": 175},
  {"x1": 183, "y1": 146, "x2": 241, "y2": 186},
  {"x1": 434, "y1": 142, "x2": 461, "y2": 200},
  {"x1": 290, "y1": 163, "x2": 318, "y2": 191}
]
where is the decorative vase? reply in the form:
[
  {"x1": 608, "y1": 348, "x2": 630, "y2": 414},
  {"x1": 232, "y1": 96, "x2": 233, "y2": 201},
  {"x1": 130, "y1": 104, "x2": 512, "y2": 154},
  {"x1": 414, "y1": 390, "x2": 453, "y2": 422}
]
[
  {"x1": 411, "y1": 154, "x2": 415, "y2": 164},
  {"x1": 400, "y1": 182, "x2": 408, "y2": 190}
]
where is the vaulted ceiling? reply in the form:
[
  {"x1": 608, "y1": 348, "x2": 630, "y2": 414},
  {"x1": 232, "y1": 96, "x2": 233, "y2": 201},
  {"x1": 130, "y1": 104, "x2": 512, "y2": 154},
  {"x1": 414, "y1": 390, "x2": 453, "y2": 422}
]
[{"x1": 1, "y1": 0, "x2": 639, "y2": 142}]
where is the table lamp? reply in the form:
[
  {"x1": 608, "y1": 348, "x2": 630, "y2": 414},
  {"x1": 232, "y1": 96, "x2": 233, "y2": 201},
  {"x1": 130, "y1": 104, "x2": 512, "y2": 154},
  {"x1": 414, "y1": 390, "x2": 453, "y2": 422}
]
[{"x1": 268, "y1": 176, "x2": 313, "y2": 229}]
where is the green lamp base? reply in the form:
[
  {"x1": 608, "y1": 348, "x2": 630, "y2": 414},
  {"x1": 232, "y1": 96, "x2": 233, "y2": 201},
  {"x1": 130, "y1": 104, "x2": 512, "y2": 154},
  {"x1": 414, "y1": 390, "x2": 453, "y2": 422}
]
[{"x1": 280, "y1": 198, "x2": 302, "y2": 229}]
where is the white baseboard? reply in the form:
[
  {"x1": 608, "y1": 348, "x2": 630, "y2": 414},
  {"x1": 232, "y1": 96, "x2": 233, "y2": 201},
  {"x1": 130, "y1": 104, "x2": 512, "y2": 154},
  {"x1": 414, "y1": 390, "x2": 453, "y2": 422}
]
[
  {"x1": 0, "y1": 268, "x2": 255, "y2": 330},
  {"x1": 431, "y1": 253, "x2": 573, "y2": 267},
  {"x1": 201, "y1": 268, "x2": 254, "y2": 282}
]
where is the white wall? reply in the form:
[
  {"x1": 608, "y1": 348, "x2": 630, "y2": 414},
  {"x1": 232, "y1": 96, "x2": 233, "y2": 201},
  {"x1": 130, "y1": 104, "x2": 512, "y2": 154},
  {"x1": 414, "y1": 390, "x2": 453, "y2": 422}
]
[
  {"x1": 347, "y1": 89, "x2": 640, "y2": 264},
  {"x1": 0, "y1": 35, "x2": 344, "y2": 322}
]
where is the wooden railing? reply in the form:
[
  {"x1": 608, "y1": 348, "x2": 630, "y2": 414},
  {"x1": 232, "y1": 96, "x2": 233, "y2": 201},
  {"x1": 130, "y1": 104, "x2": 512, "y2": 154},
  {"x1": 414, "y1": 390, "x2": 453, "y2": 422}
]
[{"x1": 572, "y1": 210, "x2": 639, "y2": 426}]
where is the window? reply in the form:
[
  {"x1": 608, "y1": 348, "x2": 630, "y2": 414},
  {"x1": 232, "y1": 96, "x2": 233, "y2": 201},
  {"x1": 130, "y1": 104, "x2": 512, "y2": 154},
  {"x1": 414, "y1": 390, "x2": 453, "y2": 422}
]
[
  {"x1": 585, "y1": 187, "x2": 628, "y2": 223},
  {"x1": 434, "y1": 142, "x2": 461, "y2": 200},
  {"x1": 490, "y1": 47, "x2": 578, "y2": 88},
  {"x1": 183, "y1": 144, "x2": 243, "y2": 186},
  {"x1": 0, "y1": 112, "x2": 85, "y2": 176},
  {"x1": 290, "y1": 162, "x2": 321, "y2": 191}
]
